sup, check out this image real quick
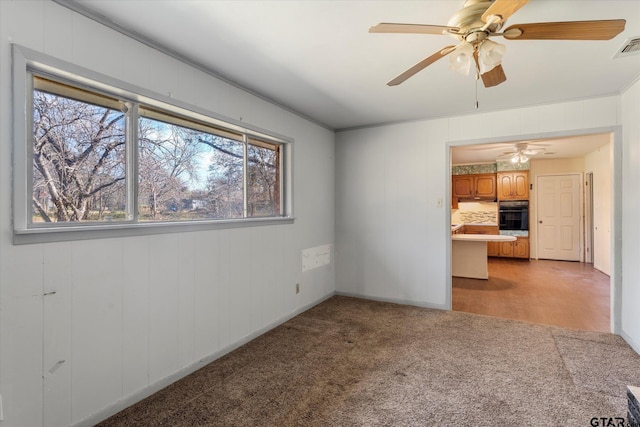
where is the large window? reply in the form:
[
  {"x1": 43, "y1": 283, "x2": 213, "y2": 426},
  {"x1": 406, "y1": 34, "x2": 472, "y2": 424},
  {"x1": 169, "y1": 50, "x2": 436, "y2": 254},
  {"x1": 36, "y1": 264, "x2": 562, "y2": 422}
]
[{"x1": 14, "y1": 51, "x2": 290, "y2": 242}]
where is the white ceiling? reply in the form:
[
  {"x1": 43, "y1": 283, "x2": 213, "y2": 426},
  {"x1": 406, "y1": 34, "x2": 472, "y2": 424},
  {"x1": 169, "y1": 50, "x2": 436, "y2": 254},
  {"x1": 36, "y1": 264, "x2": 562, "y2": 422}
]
[
  {"x1": 450, "y1": 132, "x2": 611, "y2": 164},
  {"x1": 61, "y1": 0, "x2": 639, "y2": 161}
]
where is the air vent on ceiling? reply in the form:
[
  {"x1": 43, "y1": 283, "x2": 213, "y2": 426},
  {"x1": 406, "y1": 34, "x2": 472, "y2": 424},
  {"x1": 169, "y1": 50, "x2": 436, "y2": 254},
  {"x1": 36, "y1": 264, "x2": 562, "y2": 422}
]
[{"x1": 613, "y1": 37, "x2": 640, "y2": 59}]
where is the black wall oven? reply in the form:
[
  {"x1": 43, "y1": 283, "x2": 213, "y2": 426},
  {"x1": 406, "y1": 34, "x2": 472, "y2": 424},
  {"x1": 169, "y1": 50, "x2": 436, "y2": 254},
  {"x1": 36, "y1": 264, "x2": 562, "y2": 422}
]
[{"x1": 499, "y1": 200, "x2": 529, "y2": 231}]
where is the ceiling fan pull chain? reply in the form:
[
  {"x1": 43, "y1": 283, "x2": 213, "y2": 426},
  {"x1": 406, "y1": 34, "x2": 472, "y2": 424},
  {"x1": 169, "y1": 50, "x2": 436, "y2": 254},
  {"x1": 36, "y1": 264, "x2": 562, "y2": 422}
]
[{"x1": 475, "y1": 68, "x2": 479, "y2": 109}]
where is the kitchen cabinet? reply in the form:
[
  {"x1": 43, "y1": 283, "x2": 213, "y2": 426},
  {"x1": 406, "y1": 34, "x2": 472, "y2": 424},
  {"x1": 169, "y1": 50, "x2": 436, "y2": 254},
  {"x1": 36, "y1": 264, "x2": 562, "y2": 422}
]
[
  {"x1": 452, "y1": 173, "x2": 496, "y2": 201},
  {"x1": 497, "y1": 171, "x2": 529, "y2": 200},
  {"x1": 499, "y1": 240, "x2": 514, "y2": 257},
  {"x1": 487, "y1": 241, "x2": 500, "y2": 257},
  {"x1": 452, "y1": 175, "x2": 474, "y2": 199},
  {"x1": 513, "y1": 237, "x2": 530, "y2": 259},
  {"x1": 494, "y1": 236, "x2": 529, "y2": 259}
]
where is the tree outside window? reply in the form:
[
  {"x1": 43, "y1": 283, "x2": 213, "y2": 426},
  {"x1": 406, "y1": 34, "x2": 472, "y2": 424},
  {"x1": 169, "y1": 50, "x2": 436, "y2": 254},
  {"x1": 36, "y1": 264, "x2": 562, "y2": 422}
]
[
  {"x1": 32, "y1": 89, "x2": 126, "y2": 222},
  {"x1": 30, "y1": 76, "x2": 283, "y2": 226}
]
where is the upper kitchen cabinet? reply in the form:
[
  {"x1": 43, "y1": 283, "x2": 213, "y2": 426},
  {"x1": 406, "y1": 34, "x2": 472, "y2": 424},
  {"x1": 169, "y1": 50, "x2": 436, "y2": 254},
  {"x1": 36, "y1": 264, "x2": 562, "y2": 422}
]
[
  {"x1": 497, "y1": 171, "x2": 529, "y2": 200},
  {"x1": 452, "y1": 173, "x2": 496, "y2": 201}
]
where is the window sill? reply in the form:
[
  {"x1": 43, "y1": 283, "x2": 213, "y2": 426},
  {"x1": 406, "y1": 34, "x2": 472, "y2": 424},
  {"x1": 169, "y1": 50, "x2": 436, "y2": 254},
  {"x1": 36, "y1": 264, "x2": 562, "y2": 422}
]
[{"x1": 13, "y1": 216, "x2": 295, "y2": 245}]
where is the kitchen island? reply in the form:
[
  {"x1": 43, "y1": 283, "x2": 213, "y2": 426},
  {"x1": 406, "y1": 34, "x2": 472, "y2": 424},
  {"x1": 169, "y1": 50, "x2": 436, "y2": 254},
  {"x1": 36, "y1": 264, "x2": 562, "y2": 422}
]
[{"x1": 452, "y1": 234, "x2": 516, "y2": 279}]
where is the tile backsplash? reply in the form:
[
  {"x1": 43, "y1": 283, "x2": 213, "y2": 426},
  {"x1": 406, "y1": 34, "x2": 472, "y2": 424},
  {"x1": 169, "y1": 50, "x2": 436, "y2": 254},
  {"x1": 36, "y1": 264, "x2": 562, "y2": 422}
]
[
  {"x1": 459, "y1": 210, "x2": 498, "y2": 224},
  {"x1": 452, "y1": 163, "x2": 497, "y2": 175},
  {"x1": 451, "y1": 201, "x2": 498, "y2": 225},
  {"x1": 452, "y1": 162, "x2": 530, "y2": 174}
]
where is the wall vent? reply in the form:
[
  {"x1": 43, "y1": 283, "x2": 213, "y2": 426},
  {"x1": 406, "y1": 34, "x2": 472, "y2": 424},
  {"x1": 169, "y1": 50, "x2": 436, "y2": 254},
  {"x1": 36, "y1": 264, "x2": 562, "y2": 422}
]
[{"x1": 613, "y1": 37, "x2": 640, "y2": 59}]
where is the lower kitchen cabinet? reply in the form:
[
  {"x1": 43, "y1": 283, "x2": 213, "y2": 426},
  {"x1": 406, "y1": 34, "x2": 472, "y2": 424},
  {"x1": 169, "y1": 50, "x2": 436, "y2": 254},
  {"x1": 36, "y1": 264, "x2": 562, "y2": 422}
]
[
  {"x1": 513, "y1": 237, "x2": 529, "y2": 258},
  {"x1": 489, "y1": 237, "x2": 529, "y2": 259},
  {"x1": 487, "y1": 241, "x2": 500, "y2": 256},
  {"x1": 499, "y1": 241, "x2": 514, "y2": 257}
]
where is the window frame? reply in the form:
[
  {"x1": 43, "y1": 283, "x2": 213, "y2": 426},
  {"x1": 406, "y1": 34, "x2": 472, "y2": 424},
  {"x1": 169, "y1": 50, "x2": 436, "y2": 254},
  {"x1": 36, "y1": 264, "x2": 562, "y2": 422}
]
[{"x1": 12, "y1": 45, "x2": 293, "y2": 245}]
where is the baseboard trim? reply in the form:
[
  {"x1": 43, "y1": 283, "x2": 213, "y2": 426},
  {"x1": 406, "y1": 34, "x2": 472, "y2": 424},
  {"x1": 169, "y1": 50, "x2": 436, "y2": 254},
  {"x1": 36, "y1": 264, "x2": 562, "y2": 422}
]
[
  {"x1": 335, "y1": 291, "x2": 448, "y2": 311},
  {"x1": 73, "y1": 291, "x2": 336, "y2": 427},
  {"x1": 620, "y1": 329, "x2": 640, "y2": 356}
]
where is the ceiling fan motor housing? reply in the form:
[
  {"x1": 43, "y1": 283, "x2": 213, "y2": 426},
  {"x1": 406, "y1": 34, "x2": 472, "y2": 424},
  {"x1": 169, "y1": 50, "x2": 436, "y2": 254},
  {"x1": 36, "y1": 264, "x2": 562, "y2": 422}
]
[{"x1": 448, "y1": 0, "x2": 504, "y2": 43}]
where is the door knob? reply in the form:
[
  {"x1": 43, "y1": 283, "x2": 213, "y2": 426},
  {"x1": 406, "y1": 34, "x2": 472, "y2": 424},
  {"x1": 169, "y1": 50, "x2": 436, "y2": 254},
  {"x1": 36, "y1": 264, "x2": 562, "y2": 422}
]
[{"x1": 539, "y1": 220, "x2": 543, "y2": 223}]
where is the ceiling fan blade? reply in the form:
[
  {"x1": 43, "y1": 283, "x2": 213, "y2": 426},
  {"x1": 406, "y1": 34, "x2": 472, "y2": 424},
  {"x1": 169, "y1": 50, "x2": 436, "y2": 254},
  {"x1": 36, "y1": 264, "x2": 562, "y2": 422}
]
[
  {"x1": 526, "y1": 143, "x2": 551, "y2": 148},
  {"x1": 503, "y1": 20, "x2": 626, "y2": 40},
  {"x1": 462, "y1": 144, "x2": 510, "y2": 151},
  {"x1": 369, "y1": 23, "x2": 458, "y2": 35},
  {"x1": 480, "y1": 65, "x2": 507, "y2": 88},
  {"x1": 387, "y1": 46, "x2": 456, "y2": 86},
  {"x1": 482, "y1": 0, "x2": 529, "y2": 24}
]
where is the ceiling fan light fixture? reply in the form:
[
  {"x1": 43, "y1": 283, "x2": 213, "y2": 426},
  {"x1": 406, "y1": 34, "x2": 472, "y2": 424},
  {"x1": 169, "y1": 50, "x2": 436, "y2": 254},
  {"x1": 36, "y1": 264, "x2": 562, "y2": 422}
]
[
  {"x1": 510, "y1": 151, "x2": 529, "y2": 164},
  {"x1": 478, "y1": 39, "x2": 506, "y2": 74},
  {"x1": 449, "y1": 42, "x2": 474, "y2": 75}
]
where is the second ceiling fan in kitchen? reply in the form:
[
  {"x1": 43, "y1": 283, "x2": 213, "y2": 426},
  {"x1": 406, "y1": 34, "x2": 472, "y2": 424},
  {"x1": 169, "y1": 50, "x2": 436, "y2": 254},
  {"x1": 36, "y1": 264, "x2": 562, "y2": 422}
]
[
  {"x1": 496, "y1": 142, "x2": 549, "y2": 164},
  {"x1": 369, "y1": 0, "x2": 626, "y2": 88}
]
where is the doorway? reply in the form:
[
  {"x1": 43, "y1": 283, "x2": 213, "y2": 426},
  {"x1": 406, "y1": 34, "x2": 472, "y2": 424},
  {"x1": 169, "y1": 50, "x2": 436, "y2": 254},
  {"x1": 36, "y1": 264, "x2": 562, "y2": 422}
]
[{"x1": 449, "y1": 131, "x2": 615, "y2": 332}]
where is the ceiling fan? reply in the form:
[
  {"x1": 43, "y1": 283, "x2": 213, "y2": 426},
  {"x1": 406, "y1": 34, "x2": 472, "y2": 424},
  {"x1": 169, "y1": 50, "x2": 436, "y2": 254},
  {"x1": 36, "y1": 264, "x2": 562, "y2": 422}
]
[
  {"x1": 370, "y1": 0, "x2": 626, "y2": 88},
  {"x1": 496, "y1": 142, "x2": 549, "y2": 163}
]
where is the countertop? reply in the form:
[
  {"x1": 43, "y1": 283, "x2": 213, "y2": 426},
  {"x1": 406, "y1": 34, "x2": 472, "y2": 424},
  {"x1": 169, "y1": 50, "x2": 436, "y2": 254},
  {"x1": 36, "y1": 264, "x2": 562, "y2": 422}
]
[
  {"x1": 451, "y1": 223, "x2": 499, "y2": 232},
  {"x1": 451, "y1": 234, "x2": 516, "y2": 242},
  {"x1": 451, "y1": 224, "x2": 529, "y2": 238},
  {"x1": 452, "y1": 223, "x2": 498, "y2": 228},
  {"x1": 499, "y1": 229, "x2": 529, "y2": 237},
  {"x1": 451, "y1": 224, "x2": 465, "y2": 232}
]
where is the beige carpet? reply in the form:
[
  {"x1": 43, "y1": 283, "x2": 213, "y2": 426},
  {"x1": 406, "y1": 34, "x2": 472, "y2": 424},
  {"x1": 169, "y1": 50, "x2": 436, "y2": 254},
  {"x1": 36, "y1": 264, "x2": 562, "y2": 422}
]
[{"x1": 99, "y1": 296, "x2": 640, "y2": 426}]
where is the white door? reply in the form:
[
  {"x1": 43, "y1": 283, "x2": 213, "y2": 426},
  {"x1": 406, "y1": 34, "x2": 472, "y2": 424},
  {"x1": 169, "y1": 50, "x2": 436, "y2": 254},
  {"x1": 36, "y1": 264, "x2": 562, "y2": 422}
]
[{"x1": 537, "y1": 174, "x2": 581, "y2": 261}]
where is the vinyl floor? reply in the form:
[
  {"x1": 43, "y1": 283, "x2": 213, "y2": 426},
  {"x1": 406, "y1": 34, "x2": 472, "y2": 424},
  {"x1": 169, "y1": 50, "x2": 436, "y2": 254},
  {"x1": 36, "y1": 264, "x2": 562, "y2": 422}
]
[{"x1": 452, "y1": 257, "x2": 610, "y2": 332}]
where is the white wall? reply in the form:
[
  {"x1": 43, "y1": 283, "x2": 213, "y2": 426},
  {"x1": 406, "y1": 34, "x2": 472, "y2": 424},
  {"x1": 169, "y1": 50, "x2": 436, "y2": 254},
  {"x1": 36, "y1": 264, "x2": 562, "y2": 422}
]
[
  {"x1": 621, "y1": 77, "x2": 640, "y2": 353},
  {"x1": 336, "y1": 120, "x2": 449, "y2": 307},
  {"x1": 0, "y1": 2, "x2": 335, "y2": 426},
  {"x1": 336, "y1": 96, "x2": 629, "y2": 335},
  {"x1": 585, "y1": 142, "x2": 612, "y2": 275}
]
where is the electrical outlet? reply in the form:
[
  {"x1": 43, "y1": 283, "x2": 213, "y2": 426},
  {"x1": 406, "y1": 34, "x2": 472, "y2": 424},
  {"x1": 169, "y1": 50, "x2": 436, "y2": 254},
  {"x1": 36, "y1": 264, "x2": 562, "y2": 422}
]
[{"x1": 295, "y1": 283, "x2": 300, "y2": 294}]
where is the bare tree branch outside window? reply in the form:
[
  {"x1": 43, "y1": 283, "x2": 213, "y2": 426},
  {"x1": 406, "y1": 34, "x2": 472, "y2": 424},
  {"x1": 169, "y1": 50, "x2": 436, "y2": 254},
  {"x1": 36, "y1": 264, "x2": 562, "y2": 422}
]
[
  {"x1": 138, "y1": 117, "x2": 205, "y2": 220},
  {"x1": 138, "y1": 117, "x2": 247, "y2": 221},
  {"x1": 247, "y1": 144, "x2": 280, "y2": 217},
  {"x1": 202, "y1": 134, "x2": 244, "y2": 219},
  {"x1": 32, "y1": 90, "x2": 126, "y2": 222}
]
